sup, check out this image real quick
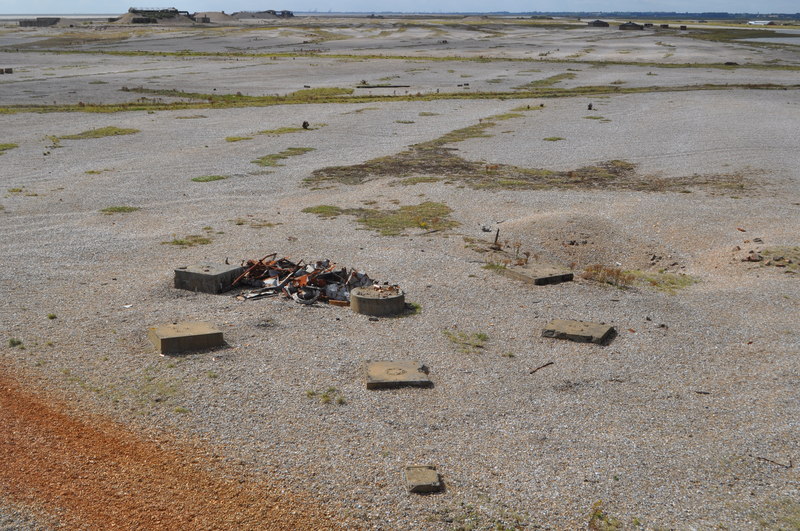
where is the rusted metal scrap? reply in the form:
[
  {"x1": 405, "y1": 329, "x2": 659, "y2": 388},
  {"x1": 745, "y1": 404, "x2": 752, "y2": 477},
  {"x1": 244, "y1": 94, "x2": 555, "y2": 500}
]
[{"x1": 233, "y1": 254, "x2": 378, "y2": 304}]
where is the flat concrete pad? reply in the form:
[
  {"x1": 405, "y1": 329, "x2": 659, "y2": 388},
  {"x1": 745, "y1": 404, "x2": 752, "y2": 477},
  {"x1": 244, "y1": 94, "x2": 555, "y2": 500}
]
[
  {"x1": 174, "y1": 264, "x2": 245, "y2": 294},
  {"x1": 404, "y1": 465, "x2": 442, "y2": 494},
  {"x1": 366, "y1": 361, "x2": 431, "y2": 389},
  {"x1": 498, "y1": 264, "x2": 573, "y2": 286},
  {"x1": 148, "y1": 321, "x2": 224, "y2": 354},
  {"x1": 542, "y1": 319, "x2": 615, "y2": 344}
]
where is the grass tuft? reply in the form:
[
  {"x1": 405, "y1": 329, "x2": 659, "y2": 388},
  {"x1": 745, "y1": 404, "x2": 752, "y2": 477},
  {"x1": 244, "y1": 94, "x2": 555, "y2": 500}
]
[
  {"x1": 161, "y1": 235, "x2": 212, "y2": 247},
  {"x1": 304, "y1": 201, "x2": 458, "y2": 236},
  {"x1": 582, "y1": 265, "x2": 635, "y2": 288},
  {"x1": 0, "y1": 143, "x2": 18, "y2": 155},
  {"x1": 252, "y1": 147, "x2": 314, "y2": 167},
  {"x1": 191, "y1": 175, "x2": 228, "y2": 183},
  {"x1": 443, "y1": 329, "x2": 489, "y2": 354},
  {"x1": 59, "y1": 126, "x2": 140, "y2": 140}
]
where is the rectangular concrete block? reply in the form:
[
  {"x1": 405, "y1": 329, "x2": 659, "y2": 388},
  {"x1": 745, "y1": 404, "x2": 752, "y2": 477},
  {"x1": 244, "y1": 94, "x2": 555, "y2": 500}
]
[
  {"x1": 498, "y1": 264, "x2": 573, "y2": 286},
  {"x1": 542, "y1": 319, "x2": 615, "y2": 344},
  {"x1": 148, "y1": 321, "x2": 224, "y2": 354},
  {"x1": 366, "y1": 361, "x2": 431, "y2": 390},
  {"x1": 174, "y1": 264, "x2": 245, "y2": 294},
  {"x1": 404, "y1": 465, "x2": 442, "y2": 494}
]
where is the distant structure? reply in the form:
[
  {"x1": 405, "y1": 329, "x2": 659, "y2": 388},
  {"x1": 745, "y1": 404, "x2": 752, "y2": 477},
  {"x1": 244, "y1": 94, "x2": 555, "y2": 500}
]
[
  {"x1": 19, "y1": 17, "x2": 60, "y2": 27},
  {"x1": 233, "y1": 10, "x2": 294, "y2": 19},
  {"x1": 618, "y1": 21, "x2": 644, "y2": 30},
  {"x1": 747, "y1": 20, "x2": 774, "y2": 25},
  {"x1": 587, "y1": 19, "x2": 609, "y2": 27},
  {"x1": 126, "y1": 7, "x2": 190, "y2": 23}
]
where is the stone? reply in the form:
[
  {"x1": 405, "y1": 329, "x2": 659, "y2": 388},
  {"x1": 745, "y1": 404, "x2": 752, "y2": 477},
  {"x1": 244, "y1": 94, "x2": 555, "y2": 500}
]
[
  {"x1": 148, "y1": 321, "x2": 224, "y2": 354},
  {"x1": 542, "y1": 319, "x2": 615, "y2": 344},
  {"x1": 497, "y1": 264, "x2": 573, "y2": 286},
  {"x1": 174, "y1": 264, "x2": 245, "y2": 294},
  {"x1": 365, "y1": 361, "x2": 431, "y2": 389},
  {"x1": 404, "y1": 465, "x2": 442, "y2": 494}
]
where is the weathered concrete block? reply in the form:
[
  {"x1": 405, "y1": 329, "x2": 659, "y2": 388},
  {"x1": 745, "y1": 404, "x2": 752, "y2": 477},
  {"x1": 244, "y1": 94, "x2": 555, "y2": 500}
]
[
  {"x1": 404, "y1": 465, "x2": 442, "y2": 494},
  {"x1": 542, "y1": 319, "x2": 615, "y2": 344},
  {"x1": 174, "y1": 264, "x2": 244, "y2": 294},
  {"x1": 366, "y1": 361, "x2": 431, "y2": 390},
  {"x1": 498, "y1": 264, "x2": 573, "y2": 286},
  {"x1": 148, "y1": 321, "x2": 224, "y2": 354},
  {"x1": 351, "y1": 286, "x2": 405, "y2": 316}
]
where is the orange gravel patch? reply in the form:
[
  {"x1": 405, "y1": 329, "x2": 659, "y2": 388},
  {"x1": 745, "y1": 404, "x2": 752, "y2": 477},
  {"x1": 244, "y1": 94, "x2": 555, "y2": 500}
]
[{"x1": 0, "y1": 366, "x2": 342, "y2": 530}]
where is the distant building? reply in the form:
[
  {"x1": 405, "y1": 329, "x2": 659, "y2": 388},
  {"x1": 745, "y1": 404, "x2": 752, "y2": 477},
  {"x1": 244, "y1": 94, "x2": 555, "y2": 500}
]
[
  {"x1": 747, "y1": 20, "x2": 773, "y2": 25},
  {"x1": 618, "y1": 21, "x2": 644, "y2": 30},
  {"x1": 587, "y1": 19, "x2": 609, "y2": 27}
]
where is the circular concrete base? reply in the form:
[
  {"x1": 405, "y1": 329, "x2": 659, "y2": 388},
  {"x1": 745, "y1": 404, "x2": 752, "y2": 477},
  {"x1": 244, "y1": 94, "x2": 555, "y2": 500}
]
[{"x1": 350, "y1": 286, "x2": 405, "y2": 316}]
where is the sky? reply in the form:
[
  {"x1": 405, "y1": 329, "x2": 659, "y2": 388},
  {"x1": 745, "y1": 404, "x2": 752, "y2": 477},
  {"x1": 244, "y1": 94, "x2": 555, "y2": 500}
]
[{"x1": 0, "y1": 0, "x2": 797, "y2": 14}]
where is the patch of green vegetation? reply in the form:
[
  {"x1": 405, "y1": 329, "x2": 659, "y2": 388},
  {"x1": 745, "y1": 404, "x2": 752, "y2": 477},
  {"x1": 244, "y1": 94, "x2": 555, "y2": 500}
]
[
  {"x1": 175, "y1": 114, "x2": 207, "y2": 119},
  {"x1": 306, "y1": 387, "x2": 346, "y2": 405},
  {"x1": 543, "y1": 136, "x2": 565, "y2": 141},
  {"x1": 305, "y1": 112, "x2": 523, "y2": 187},
  {"x1": 629, "y1": 270, "x2": 697, "y2": 293},
  {"x1": 58, "y1": 126, "x2": 140, "y2": 140},
  {"x1": 761, "y1": 246, "x2": 800, "y2": 273},
  {"x1": 418, "y1": 111, "x2": 439, "y2": 116},
  {"x1": 85, "y1": 168, "x2": 112, "y2": 174},
  {"x1": 514, "y1": 72, "x2": 576, "y2": 90},
  {"x1": 393, "y1": 176, "x2": 442, "y2": 186},
  {"x1": 395, "y1": 120, "x2": 415, "y2": 124},
  {"x1": 0, "y1": 143, "x2": 18, "y2": 155},
  {"x1": 225, "y1": 136, "x2": 252, "y2": 142},
  {"x1": 257, "y1": 126, "x2": 304, "y2": 135},
  {"x1": 191, "y1": 175, "x2": 228, "y2": 183},
  {"x1": 588, "y1": 501, "x2": 622, "y2": 530},
  {"x1": 88, "y1": 80, "x2": 108, "y2": 84},
  {"x1": 100, "y1": 205, "x2": 139, "y2": 214},
  {"x1": 482, "y1": 262, "x2": 507, "y2": 271},
  {"x1": 8, "y1": 338, "x2": 23, "y2": 348},
  {"x1": 584, "y1": 115, "x2": 606, "y2": 120},
  {"x1": 252, "y1": 147, "x2": 314, "y2": 167},
  {"x1": 443, "y1": 329, "x2": 489, "y2": 354},
  {"x1": 303, "y1": 201, "x2": 458, "y2": 236},
  {"x1": 173, "y1": 406, "x2": 190, "y2": 414},
  {"x1": 7, "y1": 187, "x2": 24, "y2": 193},
  {"x1": 232, "y1": 217, "x2": 279, "y2": 228},
  {"x1": 3, "y1": 80, "x2": 797, "y2": 115},
  {"x1": 162, "y1": 235, "x2": 212, "y2": 247},
  {"x1": 47, "y1": 313, "x2": 57, "y2": 320},
  {"x1": 301, "y1": 205, "x2": 343, "y2": 218}
]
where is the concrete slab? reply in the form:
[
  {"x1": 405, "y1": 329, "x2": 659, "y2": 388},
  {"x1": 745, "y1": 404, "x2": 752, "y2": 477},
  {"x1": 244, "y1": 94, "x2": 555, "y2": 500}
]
[
  {"x1": 498, "y1": 264, "x2": 574, "y2": 286},
  {"x1": 366, "y1": 361, "x2": 431, "y2": 389},
  {"x1": 148, "y1": 321, "x2": 224, "y2": 354},
  {"x1": 174, "y1": 264, "x2": 245, "y2": 294},
  {"x1": 404, "y1": 465, "x2": 442, "y2": 494},
  {"x1": 542, "y1": 319, "x2": 615, "y2": 344}
]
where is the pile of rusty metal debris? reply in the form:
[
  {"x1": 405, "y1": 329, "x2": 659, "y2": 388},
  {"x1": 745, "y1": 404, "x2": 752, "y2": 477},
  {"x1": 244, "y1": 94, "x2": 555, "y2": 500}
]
[{"x1": 233, "y1": 253, "x2": 386, "y2": 305}]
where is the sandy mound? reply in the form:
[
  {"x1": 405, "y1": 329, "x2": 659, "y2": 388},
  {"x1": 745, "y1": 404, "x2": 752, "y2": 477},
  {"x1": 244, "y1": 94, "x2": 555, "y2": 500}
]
[{"x1": 232, "y1": 11, "x2": 280, "y2": 20}]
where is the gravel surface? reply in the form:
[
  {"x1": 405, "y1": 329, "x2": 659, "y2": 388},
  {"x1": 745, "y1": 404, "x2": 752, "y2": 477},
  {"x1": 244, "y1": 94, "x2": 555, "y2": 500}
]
[{"x1": 1, "y1": 18, "x2": 799, "y2": 530}]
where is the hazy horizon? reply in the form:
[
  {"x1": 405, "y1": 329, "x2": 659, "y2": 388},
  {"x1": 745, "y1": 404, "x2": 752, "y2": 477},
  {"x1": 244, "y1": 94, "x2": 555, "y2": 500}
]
[{"x1": 1, "y1": 1, "x2": 798, "y2": 16}]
